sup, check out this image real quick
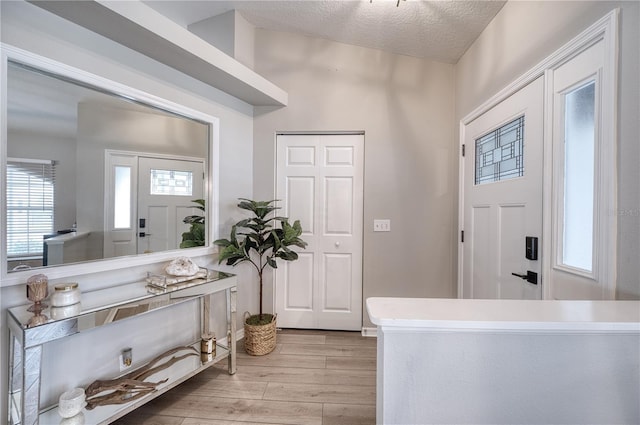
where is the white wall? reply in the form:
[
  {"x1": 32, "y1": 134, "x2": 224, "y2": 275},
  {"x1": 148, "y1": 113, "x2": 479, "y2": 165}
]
[
  {"x1": 455, "y1": 1, "x2": 640, "y2": 299},
  {"x1": 253, "y1": 30, "x2": 457, "y2": 328},
  {"x1": 0, "y1": 0, "x2": 256, "y2": 416},
  {"x1": 188, "y1": 11, "x2": 236, "y2": 59},
  {"x1": 233, "y1": 12, "x2": 256, "y2": 70},
  {"x1": 189, "y1": 10, "x2": 255, "y2": 70}
]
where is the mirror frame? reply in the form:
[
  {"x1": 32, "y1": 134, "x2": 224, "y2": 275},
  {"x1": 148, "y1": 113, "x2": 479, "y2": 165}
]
[{"x1": 0, "y1": 43, "x2": 220, "y2": 287}]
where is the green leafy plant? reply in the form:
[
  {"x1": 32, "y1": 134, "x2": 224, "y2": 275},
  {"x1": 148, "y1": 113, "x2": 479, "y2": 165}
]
[
  {"x1": 180, "y1": 199, "x2": 206, "y2": 248},
  {"x1": 214, "y1": 199, "x2": 307, "y2": 324}
]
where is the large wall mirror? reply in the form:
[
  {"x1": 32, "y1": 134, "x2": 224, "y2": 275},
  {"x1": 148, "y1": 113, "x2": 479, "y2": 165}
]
[{"x1": 2, "y1": 46, "x2": 218, "y2": 282}]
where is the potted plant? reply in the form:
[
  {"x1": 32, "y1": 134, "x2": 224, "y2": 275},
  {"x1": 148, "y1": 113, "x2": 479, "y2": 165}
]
[
  {"x1": 214, "y1": 199, "x2": 306, "y2": 355},
  {"x1": 180, "y1": 199, "x2": 206, "y2": 248}
]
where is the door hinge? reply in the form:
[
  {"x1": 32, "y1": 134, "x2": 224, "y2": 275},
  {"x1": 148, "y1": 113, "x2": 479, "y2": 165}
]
[
  {"x1": 461, "y1": 230, "x2": 464, "y2": 243},
  {"x1": 461, "y1": 144, "x2": 466, "y2": 157}
]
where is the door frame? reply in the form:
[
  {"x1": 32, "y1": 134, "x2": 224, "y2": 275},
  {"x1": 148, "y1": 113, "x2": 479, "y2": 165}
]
[
  {"x1": 272, "y1": 131, "x2": 365, "y2": 330},
  {"x1": 458, "y1": 10, "x2": 618, "y2": 299}
]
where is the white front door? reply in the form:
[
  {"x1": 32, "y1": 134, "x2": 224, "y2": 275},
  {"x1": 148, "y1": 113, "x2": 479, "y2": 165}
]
[
  {"x1": 137, "y1": 157, "x2": 204, "y2": 254},
  {"x1": 462, "y1": 77, "x2": 543, "y2": 299},
  {"x1": 275, "y1": 134, "x2": 364, "y2": 330}
]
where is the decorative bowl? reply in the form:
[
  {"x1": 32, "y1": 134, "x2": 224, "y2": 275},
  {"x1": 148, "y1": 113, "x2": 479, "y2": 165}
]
[{"x1": 58, "y1": 388, "x2": 86, "y2": 418}]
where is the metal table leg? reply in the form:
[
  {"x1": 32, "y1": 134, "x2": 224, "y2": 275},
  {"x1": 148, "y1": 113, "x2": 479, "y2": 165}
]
[{"x1": 226, "y1": 287, "x2": 237, "y2": 374}]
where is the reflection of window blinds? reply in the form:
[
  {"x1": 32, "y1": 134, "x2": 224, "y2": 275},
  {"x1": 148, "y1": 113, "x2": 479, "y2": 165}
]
[{"x1": 6, "y1": 158, "x2": 55, "y2": 257}]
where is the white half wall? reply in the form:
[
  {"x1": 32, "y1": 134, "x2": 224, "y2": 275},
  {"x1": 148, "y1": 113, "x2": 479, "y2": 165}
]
[{"x1": 378, "y1": 328, "x2": 640, "y2": 424}]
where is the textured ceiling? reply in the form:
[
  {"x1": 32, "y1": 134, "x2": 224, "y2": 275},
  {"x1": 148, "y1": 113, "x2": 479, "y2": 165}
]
[{"x1": 145, "y1": 0, "x2": 506, "y2": 63}]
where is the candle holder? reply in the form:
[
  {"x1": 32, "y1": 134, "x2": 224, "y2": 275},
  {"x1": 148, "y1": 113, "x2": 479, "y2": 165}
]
[
  {"x1": 27, "y1": 312, "x2": 49, "y2": 328},
  {"x1": 26, "y1": 274, "x2": 49, "y2": 312},
  {"x1": 200, "y1": 333, "x2": 216, "y2": 363}
]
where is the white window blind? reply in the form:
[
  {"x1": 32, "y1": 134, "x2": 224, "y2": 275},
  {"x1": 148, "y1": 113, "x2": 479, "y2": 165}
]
[{"x1": 7, "y1": 158, "x2": 55, "y2": 257}]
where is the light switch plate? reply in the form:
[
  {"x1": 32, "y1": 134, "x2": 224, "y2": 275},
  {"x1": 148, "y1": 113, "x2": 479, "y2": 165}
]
[{"x1": 373, "y1": 219, "x2": 391, "y2": 232}]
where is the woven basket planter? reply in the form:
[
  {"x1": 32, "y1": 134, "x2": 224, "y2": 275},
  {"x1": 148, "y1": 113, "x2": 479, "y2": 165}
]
[{"x1": 243, "y1": 312, "x2": 277, "y2": 356}]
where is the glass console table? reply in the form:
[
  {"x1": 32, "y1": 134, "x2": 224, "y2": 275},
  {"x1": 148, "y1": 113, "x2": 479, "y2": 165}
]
[{"x1": 7, "y1": 270, "x2": 237, "y2": 425}]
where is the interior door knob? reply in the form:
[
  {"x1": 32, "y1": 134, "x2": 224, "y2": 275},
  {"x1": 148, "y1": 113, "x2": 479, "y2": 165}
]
[{"x1": 511, "y1": 271, "x2": 538, "y2": 285}]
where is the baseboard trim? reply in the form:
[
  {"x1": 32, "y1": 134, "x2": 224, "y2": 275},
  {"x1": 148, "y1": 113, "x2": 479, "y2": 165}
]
[{"x1": 361, "y1": 327, "x2": 377, "y2": 337}]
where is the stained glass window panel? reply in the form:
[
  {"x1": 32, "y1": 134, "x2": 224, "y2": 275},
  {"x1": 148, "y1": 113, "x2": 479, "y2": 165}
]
[
  {"x1": 150, "y1": 169, "x2": 193, "y2": 196},
  {"x1": 475, "y1": 116, "x2": 525, "y2": 185}
]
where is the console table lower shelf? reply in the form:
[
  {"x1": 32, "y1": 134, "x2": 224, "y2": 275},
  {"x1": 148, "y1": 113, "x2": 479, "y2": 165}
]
[{"x1": 38, "y1": 342, "x2": 230, "y2": 424}]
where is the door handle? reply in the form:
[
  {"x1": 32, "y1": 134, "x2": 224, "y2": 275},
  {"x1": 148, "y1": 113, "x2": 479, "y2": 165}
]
[
  {"x1": 139, "y1": 232, "x2": 152, "y2": 238},
  {"x1": 511, "y1": 271, "x2": 538, "y2": 285}
]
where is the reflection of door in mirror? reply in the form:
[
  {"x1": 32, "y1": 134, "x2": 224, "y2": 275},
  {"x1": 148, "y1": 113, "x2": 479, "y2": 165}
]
[
  {"x1": 104, "y1": 152, "x2": 204, "y2": 258},
  {"x1": 138, "y1": 157, "x2": 204, "y2": 254}
]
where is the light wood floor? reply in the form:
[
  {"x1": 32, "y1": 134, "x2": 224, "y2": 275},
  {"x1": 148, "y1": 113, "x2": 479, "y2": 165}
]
[{"x1": 113, "y1": 329, "x2": 377, "y2": 425}]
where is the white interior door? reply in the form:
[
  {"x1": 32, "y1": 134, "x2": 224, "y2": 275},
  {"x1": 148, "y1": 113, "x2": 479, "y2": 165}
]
[
  {"x1": 275, "y1": 134, "x2": 364, "y2": 330},
  {"x1": 137, "y1": 157, "x2": 204, "y2": 254},
  {"x1": 462, "y1": 77, "x2": 543, "y2": 299}
]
